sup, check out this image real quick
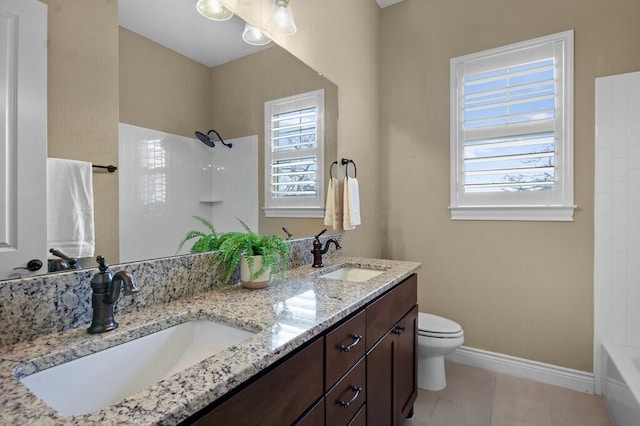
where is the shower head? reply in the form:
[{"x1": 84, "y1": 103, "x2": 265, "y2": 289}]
[
  {"x1": 194, "y1": 130, "x2": 233, "y2": 149},
  {"x1": 195, "y1": 131, "x2": 216, "y2": 148}
]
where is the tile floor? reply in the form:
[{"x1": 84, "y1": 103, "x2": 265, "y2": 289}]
[{"x1": 404, "y1": 362, "x2": 613, "y2": 426}]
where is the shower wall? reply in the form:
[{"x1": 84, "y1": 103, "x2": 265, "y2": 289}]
[
  {"x1": 594, "y1": 71, "x2": 640, "y2": 393},
  {"x1": 118, "y1": 123, "x2": 258, "y2": 263}
]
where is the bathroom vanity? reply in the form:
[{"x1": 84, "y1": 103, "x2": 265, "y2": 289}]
[
  {"x1": 187, "y1": 274, "x2": 417, "y2": 425},
  {"x1": 0, "y1": 254, "x2": 420, "y2": 425}
]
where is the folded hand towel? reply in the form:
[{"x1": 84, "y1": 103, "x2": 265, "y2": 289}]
[
  {"x1": 47, "y1": 158, "x2": 95, "y2": 258},
  {"x1": 343, "y1": 176, "x2": 361, "y2": 230},
  {"x1": 324, "y1": 177, "x2": 340, "y2": 229}
]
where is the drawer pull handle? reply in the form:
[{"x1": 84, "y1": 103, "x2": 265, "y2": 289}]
[
  {"x1": 392, "y1": 326, "x2": 406, "y2": 335},
  {"x1": 339, "y1": 334, "x2": 363, "y2": 352},
  {"x1": 338, "y1": 386, "x2": 362, "y2": 409}
]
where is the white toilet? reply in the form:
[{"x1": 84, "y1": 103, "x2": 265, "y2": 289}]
[{"x1": 417, "y1": 313, "x2": 464, "y2": 391}]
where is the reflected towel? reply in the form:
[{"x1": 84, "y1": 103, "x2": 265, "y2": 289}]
[
  {"x1": 324, "y1": 177, "x2": 339, "y2": 229},
  {"x1": 343, "y1": 176, "x2": 361, "y2": 230},
  {"x1": 46, "y1": 158, "x2": 95, "y2": 258}
]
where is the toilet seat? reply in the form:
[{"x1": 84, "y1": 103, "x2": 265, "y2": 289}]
[{"x1": 418, "y1": 313, "x2": 463, "y2": 338}]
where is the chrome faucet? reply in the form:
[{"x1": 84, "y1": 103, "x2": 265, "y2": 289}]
[
  {"x1": 311, "y1": 229, "x2": 341, "y2": 268},
  {"x1": 87, "y1": 256, "x2": 139, "y2": 334}
]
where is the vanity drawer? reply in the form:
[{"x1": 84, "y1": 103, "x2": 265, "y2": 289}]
[
  {"x1": 326, "y1": 358, "x2": 366, "y2": 426},
  {"x1": 325, "y1": 310, "x2": 366, "y2": 388},
  {"x1": 366, "y1": 274, "x2": 417, "y2": 350}
]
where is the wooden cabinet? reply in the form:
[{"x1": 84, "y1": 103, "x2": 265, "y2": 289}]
[
  {"x1": 396, "y1": 306, "x2": 418, "y2": 422},
  {"x1": 326, "y1": 358, "x2": 366, "y2": 425},
  {"x1": 366, "y1": 274, "x2": 418, "y2": 426},
  {"x1": 191, "y1": 338, "x2": 323, "y2": 426},
  {"x1": 325, "y1": 310, "x2": 366, "y2": 389},
  {"x1": 182, "y1": 274, "x2": 417, "y2": 426}
]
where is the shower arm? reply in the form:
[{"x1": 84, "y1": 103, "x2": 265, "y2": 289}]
[{"x1": 207, "y1": 130, "x2": 232, "y2": 148}]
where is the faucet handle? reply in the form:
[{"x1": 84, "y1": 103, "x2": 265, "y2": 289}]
[
  {"x1": 314, "y1": 229, "x2": 327, "y2": 240},
  {"x1": 96, "y1": 256, "x2": 109, "y2": 272}
]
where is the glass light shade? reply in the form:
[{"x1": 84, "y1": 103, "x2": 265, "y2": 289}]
[
  {"x1": 267, "y1": 0, "x2": 297, "y2": 36},
  {"x1": 196, "y1": 0, "x2": 234, "y2": 21},
  {"x1": 242, "y1": 23, "x2": 271, "y2": 46}
]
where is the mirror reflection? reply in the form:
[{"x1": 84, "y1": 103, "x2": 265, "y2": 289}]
[{"x1": 3, "y1": 0, "x2": 337, "y2": 280}]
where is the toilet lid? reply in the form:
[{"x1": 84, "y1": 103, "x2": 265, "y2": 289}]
[{"x1": 418, "y1": 313, "x2": 463, "y2": 335}]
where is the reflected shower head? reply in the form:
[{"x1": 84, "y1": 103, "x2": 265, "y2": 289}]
[{"x1": 194, "y1": 130, "x2": 232, "y2": 148}]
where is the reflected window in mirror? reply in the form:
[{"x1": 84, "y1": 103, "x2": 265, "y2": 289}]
[{"x1": 264, "y1": 89, "x2": 325, "y2": 218}]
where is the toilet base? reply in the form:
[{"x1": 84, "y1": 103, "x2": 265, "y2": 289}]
[{"x1": 418, "y1": 355, "x2": 447, "y2": 391}]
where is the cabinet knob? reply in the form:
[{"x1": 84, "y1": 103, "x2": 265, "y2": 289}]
[
  {"x1": 392, "y1": 326, "x2": 405, "y2": 335},
  {"x1": 337, "y1": 385, "x2": 362, "y2": 409},
  {"x1": 339, "y1": 334, "x2": 363, "y2": 352}
]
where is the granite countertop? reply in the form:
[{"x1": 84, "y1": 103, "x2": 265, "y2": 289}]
[{"x1": 0, "y1": 257, "x2": 420, "y2": 425}]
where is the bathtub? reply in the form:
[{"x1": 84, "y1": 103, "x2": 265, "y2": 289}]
[{"x1": 604, "y1": 343, "x2": 640, "y2": 426}]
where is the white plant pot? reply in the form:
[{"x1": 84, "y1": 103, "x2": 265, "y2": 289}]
[{"x1": 240, "y1": 255, "x2": 272, "y2": 289}]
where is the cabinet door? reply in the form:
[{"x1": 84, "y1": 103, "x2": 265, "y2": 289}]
[
  {"x1": 366, "y1": 332, "x2": 396, "y2": 426},
  {"x1": 396, "y1": 306, "x2": 418, "y2": 423},
  {"x1": 192, "y1": 338, "x2": 323, "y2": 426},
  {"x1": 295, "y1": 398, "x2": 324, "y2": 426}
]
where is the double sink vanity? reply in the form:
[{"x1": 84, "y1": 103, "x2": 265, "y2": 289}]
[{"x1": 0, "y1": 247, "x2": 420, "y2": 425}]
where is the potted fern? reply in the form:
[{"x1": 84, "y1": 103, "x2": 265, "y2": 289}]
[
  {"x1": 176, "y1": 216, "x2": 224, "y2": 254},
  {"x1": 217, "y1": 221, "x2": 290, "y2": 289}
]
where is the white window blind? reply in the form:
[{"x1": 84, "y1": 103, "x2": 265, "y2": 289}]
[
  {"x1": 450, "y1": 31, "x2": 575, "y2": 221},
  {"x1": 264, "y1": 90, "x2": 325, "y2": 218}
]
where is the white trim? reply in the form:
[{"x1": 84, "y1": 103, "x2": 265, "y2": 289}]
[
  {"x1": 264, "y1": 89, "x2": 325, "y2": 216},
  {"x1": 263, "y1": 207, "x2": 324, "y2": 218},
  {"x1": 450, "y1": 30, "x2": 574, "y2": 221},
  {"x1": 447, "y1": 345, "x2": 594, "y2": 394},
  {"x1": 450, "y1": 205, "x2": 576, "y2": 221}
]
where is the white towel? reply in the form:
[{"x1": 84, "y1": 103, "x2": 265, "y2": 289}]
[
  {"x1": 323, "y1": 177, "x2": 340, "y2": 229},
  {"x1": 46, "y1": 158, "x2": 95, "y2": 258},
  {"x1": 343, "y1": 176, "x2": 361, "y2": 230}
]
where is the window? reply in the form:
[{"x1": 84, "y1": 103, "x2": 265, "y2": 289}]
[
  {"x1": 264, "y1": 89, "x2": 325, "y2": 218},
  {"x1": 450, "y1": 31, "x2": 575, "y2": 221}
]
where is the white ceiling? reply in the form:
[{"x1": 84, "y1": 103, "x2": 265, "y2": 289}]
[
  {"x1": 376, "y1": 0, "x2": 404, "y2": 8},
  {"x1": 118, "y1": 0, "x2": 270, "y2": 68},
  {"x1": 119, "y1": 0, "x2": 404, "y2": 68}
]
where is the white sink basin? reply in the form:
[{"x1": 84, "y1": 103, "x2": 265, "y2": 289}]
[
  {"x1": 320, "y1": 267, "x2": 384, "y2": 282},
  {"x1": 19, "y1": 320, "x2": 255, "y2": 416}
]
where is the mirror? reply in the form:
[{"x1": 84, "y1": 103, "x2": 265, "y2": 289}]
[{"x1": 23, "y1": 0, "x2": 337, "y2": 278}]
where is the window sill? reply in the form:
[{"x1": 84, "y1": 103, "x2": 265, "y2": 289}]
[
  {"x1": 264, "y1": 207, "x2": 325, "y2": 219},
  {"x1": 449, "y1": 205, "x2": 576, "y2": 221}
]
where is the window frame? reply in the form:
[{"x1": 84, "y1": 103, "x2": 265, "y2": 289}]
[
  {"x1": 264, "y1": 89, "x2": 325, "y2": 218},
  {"x1": 449, "y1": 30, "x2": 575, "y2": 221}
]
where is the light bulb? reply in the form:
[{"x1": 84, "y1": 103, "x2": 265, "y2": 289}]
[
  {"x1": 267, "y1": 0, "x2": 297, "y2": 36},
  {"x1": 242, "y1": 23, "x2": 272, "y2": 46},
  {"x1": 196, "y1": 0, "x2": 234, "y2": 21}
]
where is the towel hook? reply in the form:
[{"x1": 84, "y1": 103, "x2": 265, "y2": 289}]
[
  {"x1": 329, "y1": 160, "x2": 338, "y2": 179},
  {"x1": 341, "y1": 158, "x2": 357, "y2": 178}
]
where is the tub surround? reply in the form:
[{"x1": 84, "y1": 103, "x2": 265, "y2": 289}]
[{"x1": 0, "y1": 241, "x2": 419, "y2": 424}]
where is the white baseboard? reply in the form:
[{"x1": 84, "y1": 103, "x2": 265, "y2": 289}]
[{"x1": 446, "y1": 346, "x2": 594, "y2": 394}]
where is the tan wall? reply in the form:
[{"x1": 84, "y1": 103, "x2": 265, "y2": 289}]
[
  {"x1": 209, "y1": 46, "x2": 338, "y2": 237},
  {"x1": 227, "y1": 0, "x2": 382, "y2": 257},
  {"x1": 380, "y1": 0, "x2": 640, "y2": 372},
  {"x1": 43, "y1": 0, "x2": 119, "y2": 263},
  {"x1": 119, "y1": 27, "x2": 212, "y2": 139}
]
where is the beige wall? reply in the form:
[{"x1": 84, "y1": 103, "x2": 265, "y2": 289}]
[
  {"x1": 209, "y1": 46, "x2": 338, "y2": 237},
  {"x1": 44, "y1": 0, "x2": 119, "y2": 263},
  {"x1": 228, "y1": 0, "x2": 382, "y2": 257},
  {"x1": 380, "y1": 0, "x2": 640, "y2": 372},
  {"x1": 119, "y1": 27, "x2": 212, "y2": 139}
]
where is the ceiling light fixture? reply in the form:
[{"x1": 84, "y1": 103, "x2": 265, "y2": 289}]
[
  {"x1": 196, "y1": 0, "x2": 234, "y2": 21},
  {"x1": 267, "y1": 0, "x2": 297, "y2": 36},
  {"x1": 242, "y1": 23, "x2": 272, "y2": 46}
]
